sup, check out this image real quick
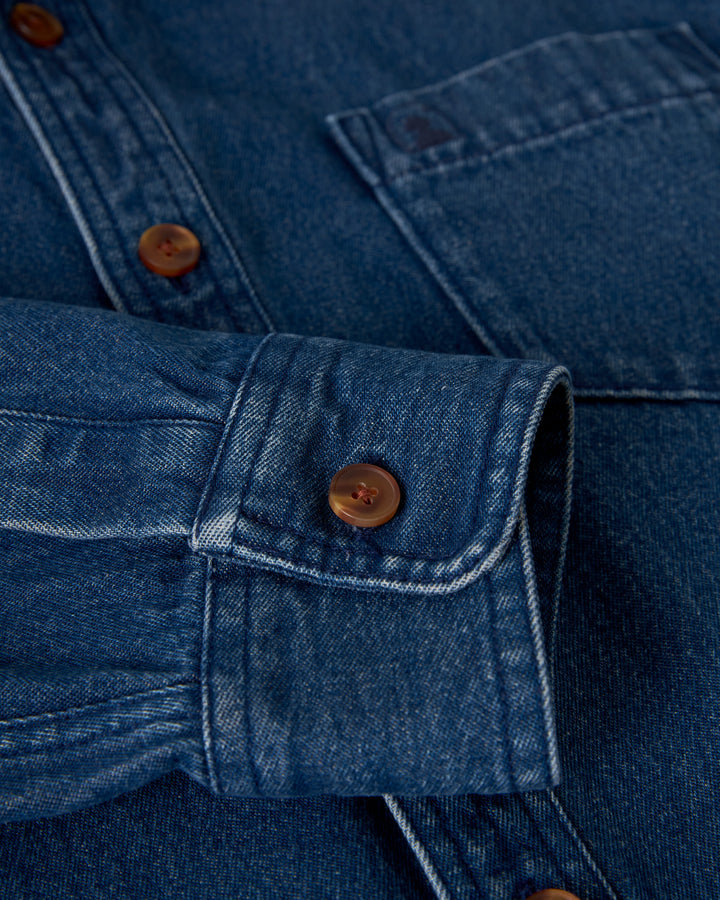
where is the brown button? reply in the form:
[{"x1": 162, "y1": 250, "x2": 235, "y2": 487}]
[
  {"x1": 138, "y1": 224, "x2": 201, "y2": 277},
  {"x1": 328, "y1": 464, "x2": 400, "y2": 528},
  {"x1": 9, "y1": 4, "x2": 64, "y2": 47},
  {"x1": 527, "y1": 891, "x2": 582, "y2": 900}
]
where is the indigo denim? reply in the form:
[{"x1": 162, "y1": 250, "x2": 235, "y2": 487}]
[{"x1": 0, "y1": 1, "x2": 719, "y2": 898}]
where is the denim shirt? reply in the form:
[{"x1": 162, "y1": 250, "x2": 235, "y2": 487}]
[{"x1": 0, "y1": 1, "x2": 719, "y2": 898}]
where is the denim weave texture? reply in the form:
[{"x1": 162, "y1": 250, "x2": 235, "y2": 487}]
[{"x1": 0, "y1": 1, "x2": 719, "y2": 898}]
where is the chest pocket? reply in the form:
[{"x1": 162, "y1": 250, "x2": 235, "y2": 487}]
[{"x1": 327, "y1": 23, "x2": 720, "y2": 393}]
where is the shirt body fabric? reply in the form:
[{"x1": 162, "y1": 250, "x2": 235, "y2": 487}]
[{"x1": 0, "y1": 1, "x2": 719, "y2": 898}]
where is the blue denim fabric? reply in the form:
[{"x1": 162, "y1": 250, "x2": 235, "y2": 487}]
[
  {"x1": 0, "y1": 300, "x2": 571, "y2": 813},
  {"x1": 0, "y1": 0, "x2": 719, "y2": 898}
]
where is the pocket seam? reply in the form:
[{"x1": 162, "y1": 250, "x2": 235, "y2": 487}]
[{"x1": 387, "y1": 86, "x2": 719, "y2": 187}]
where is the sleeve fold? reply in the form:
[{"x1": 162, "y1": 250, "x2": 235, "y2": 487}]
[{"x1": 0, "y1": 298, "x2": 573, "y2": 820}]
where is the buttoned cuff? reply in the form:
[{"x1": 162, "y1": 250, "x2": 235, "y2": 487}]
[
  {"x1": 0, "y1": 300, "x2": 572, "y2": 819},
  {"x1": 191, "y1": 332, "x2": 573, "y2": 798}
]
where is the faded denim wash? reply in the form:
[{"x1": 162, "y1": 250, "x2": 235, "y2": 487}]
[{"x1": 0, "y1": 1, "x2": 719, "y2": 898}]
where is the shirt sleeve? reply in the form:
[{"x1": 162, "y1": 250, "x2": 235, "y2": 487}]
[{"x1": 0, "y1": 296, "x2": 573, "y2": 822}]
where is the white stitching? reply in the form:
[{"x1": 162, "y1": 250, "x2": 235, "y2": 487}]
[{"x1": 382, "y1": 796, "x2": 453, "y2": 900}]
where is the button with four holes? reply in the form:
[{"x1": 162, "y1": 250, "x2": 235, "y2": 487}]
[
  {"x1": 9, "y1": 3, "x2": 64, "y2": 47},
  {"x1": 138, "y1": 223, "x2": 201, "y2": 277},
  {"x1": 328, "y1": 463, "x2": 400, "y2": 527}
]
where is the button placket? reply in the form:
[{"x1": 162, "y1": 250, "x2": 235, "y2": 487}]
[{"x1": 1, "y1": 0, "x2": 272, "y2": 332}]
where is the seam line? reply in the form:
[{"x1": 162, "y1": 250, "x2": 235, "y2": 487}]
[
  {"x1": 486, "y1": 560, "x2": 516, "y2": 788},
  {"x1": 388, "y1": 87, "x2": 720, "y2": 185},
  {"x1": 77, "y1": 1, "x2": 276, "y2": 332},
  {"x1": 519, "y1": 504, "x2": 561, "y2": 783},
  {"x1": 0, "y1": 680, "x2": 195, "y2": 727},
  {"x1": 71, "y1": 14, "x2": 243, "y2": 332},
  {"x1": 574, "y1": 389, "x2": 720, "y2": 402},
  {"x1": 382, "y1": 796, "x2": 453, "y2": 900},
  {"x1": 0, "y1": 409, "x2": 223, "y2": 427},
  {"x1": 548, "y1": 789, "x2": 620, "y2": 899},
  {"x1": 0, "y1": 48, "x2": 128, "y2": 313},
  {"x1": 232, "y1": 341, "x2": 303, "y2": 540},
  {"x1": 200, "y1": 556, "x2": 220, "y2": 794},
  {"x1": 373, "y1": 180, "x2": 503, "y2": 355},
  {"x1": 29, "y1": 43, "x2": 160, "y2": 315},
  {"x1": 190, "y1": 333, "x2": 274, "y2": 549},
  {"x1": 373, "y1": 23, "x2": 698, "y2": 106},
  {"x1": 0, "y1": 717, "x2": 193, "y2": 759},
  {"x1": 242, "y1": 571, "x2": 261, "y2": 794}
]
